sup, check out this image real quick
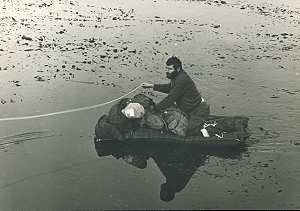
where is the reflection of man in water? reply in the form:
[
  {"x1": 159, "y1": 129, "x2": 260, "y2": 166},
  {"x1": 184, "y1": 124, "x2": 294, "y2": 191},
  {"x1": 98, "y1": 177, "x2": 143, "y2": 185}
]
[
  {"x1": 153, "y1": 149, "x2": 207, "y2": 202},
  {"x1": 95, "y1": 142, "x2": 243, "y2": 202},
  {"x1": 119, "y1": 146, "x2": 207, "y2": 202},
  {"x1": 141, "y1": 56, "x2": 210, "y2": 135},
  {"x1": 155, "y1": 148, "x2": 243, "y2": 201}
]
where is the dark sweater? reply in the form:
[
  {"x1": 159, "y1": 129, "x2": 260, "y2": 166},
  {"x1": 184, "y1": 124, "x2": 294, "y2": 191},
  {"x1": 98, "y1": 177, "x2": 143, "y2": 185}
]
[{"x1": 153, "y1": 70, "x2": 202, "y2": 114}]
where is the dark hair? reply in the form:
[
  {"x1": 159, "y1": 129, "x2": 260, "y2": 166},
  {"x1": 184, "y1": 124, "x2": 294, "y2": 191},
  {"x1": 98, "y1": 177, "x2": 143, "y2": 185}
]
[{"x1": 166, "y1": 56, "x2": 182, "y2": 70}]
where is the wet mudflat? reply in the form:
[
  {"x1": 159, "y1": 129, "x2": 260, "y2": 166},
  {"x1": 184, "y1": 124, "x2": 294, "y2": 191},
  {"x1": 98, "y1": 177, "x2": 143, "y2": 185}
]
[{"x1": 0, "y1": 0, "x2": 299, "y2": 210}]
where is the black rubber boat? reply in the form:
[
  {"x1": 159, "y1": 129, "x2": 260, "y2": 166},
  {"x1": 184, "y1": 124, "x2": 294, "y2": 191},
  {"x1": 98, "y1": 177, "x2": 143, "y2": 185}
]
[
  {"x1": 94, "y1": 136, "x2": 247, "y2": 159},
  {"x1": 94, "y1": 112, "x2": 250, "y2": 148},
  {"x1": 94, "y1": 127, "x2": 250, "y2": 148}
]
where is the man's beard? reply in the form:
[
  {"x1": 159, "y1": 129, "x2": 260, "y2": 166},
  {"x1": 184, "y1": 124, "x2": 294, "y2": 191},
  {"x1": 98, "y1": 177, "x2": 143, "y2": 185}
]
[{"x1": 166, "y1": 71, "x2": 178, "y2": 79}]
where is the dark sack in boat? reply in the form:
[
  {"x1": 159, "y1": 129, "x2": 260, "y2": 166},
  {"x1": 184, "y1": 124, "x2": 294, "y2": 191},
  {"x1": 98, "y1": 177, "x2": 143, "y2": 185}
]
[
  {"x1": 107, "y1": 98, "x2": 134, "y2": 132},
  {"x1": 131, "y1": 94, "x2": 155, "y2": 110},
  {"x1": 141, "y1": 111, "x2": 165, "y2": 130},
  {"x1": 162, "y1": 108, "x2": 189, "y2": 137},
  {"x1": 95, "y1": 115, "x2": 124, "y2": 141}
]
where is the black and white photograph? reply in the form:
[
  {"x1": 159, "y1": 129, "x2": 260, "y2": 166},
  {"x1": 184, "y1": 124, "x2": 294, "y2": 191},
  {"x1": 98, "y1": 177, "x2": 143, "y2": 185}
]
[{"x1": 0, "y1": 0, "x2": 299, "y2": 210}]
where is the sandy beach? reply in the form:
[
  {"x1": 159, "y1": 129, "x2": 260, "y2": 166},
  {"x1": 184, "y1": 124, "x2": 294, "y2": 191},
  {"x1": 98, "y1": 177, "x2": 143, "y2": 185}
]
[{"x1": 0, "y1": 0, "x2": 299, "y2": 209}]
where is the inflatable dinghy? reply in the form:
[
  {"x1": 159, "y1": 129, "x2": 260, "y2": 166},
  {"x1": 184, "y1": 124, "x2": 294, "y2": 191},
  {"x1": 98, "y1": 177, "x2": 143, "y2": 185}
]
[
  {"x1": 94, "y1": 127, "x2": 250, "y2": 148},
  {"x1": 95, "y1": 95, "x2": 250, "y2": 148},
  {"x1": 94, "y1": 137, "x2": 247, "y2": 160}
]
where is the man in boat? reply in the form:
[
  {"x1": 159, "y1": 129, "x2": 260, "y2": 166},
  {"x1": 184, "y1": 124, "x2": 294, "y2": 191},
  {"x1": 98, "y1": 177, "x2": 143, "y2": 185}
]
[{"x1": 141, "y1": 56, "x2": 210, "y2": 136}]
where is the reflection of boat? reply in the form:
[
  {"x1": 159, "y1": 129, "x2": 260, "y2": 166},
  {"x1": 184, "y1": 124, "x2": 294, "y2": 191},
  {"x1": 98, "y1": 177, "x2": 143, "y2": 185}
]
[{"x1": 94, "y1": 140, "x2": 246, "y2": 202}]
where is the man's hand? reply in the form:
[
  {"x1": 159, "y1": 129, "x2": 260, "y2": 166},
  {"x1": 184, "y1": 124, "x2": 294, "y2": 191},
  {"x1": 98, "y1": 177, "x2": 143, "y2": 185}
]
[{"x1": 141, "y1": 82, "x2": 154, "y2": 89}]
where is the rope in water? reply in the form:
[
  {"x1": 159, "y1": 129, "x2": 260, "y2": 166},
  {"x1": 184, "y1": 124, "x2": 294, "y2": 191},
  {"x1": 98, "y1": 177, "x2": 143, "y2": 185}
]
[{"x1": 0, "y1": 84, "x2": 142, "y2": 122}]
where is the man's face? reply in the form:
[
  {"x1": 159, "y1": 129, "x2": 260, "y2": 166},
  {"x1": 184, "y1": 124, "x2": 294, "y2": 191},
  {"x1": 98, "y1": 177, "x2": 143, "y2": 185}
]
[
  {"x1": 166, "y1": 65, "x2": 175, "y2": 73},
  {"x1": 165, "y1": 65, "x2": 177, "y2": 79}
]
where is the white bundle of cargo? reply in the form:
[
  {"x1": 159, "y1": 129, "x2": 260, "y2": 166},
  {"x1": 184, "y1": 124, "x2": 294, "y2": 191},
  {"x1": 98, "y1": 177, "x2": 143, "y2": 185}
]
[{"x1": 121, "y1": 103, "x2": 145, "y2": 119}]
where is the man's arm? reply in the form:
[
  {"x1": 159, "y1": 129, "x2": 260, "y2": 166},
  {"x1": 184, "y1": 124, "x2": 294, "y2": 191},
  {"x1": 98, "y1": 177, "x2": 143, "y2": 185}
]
[
  {"x1": 141, "y1": 82, "x2": 171, "y2": 94},
  {"x1": 153, "y1": 83, "x2": 172, "y2": 94},
  {"x1": 155, "y1": 81, "x2": 185, "y2": 111}
]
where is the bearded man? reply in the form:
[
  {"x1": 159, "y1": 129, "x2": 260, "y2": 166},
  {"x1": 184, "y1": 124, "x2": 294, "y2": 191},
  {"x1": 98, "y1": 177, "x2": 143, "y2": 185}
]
[{"x1": 141, "y1": 56, "x2": 210, "y2": 135}]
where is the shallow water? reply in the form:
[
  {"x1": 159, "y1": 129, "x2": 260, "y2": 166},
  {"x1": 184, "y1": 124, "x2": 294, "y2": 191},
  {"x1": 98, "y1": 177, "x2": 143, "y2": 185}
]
[{"x1": 0, "y1": 0, "x2": 299, "y2": 210}]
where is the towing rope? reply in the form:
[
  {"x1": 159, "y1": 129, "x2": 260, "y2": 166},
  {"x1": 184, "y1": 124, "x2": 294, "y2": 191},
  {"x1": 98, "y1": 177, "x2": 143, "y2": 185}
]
[{"x1": 0, "y1": 84, "x2": 142, "y2": 122}]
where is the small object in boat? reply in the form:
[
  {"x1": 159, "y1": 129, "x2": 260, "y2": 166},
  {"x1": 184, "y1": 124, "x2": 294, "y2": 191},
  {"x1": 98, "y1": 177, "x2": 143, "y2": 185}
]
[{"x1": 201, "y1": 128, "x2": 210, "y2": 137}]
